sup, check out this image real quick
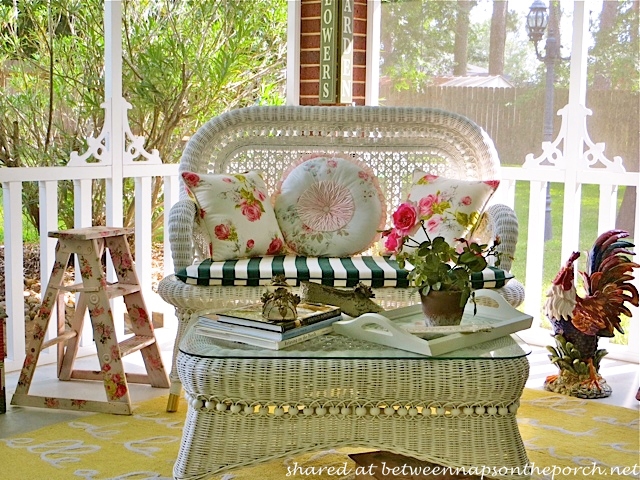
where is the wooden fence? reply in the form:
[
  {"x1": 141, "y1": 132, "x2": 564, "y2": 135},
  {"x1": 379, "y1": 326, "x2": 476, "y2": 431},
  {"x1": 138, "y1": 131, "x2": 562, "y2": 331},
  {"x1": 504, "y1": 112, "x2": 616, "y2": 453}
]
[{"x1": 380, "y1": 86, "x2": 639, "y2": 171}]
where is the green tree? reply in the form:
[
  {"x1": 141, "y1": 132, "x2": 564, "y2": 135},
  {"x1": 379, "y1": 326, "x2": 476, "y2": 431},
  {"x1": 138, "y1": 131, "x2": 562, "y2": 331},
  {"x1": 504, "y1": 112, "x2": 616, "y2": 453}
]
[
  {"x1": 380, "y1": 0, "x2": 459, "y2": 91},
  {"x1": 380, "y1": 0, "x2": 514, "y2": 90},
  {"x1": 0, "y1": 0, "x2": 287, "y2": 234},
  {"x1": 590, "y1": 0, "x2": 639, "y2": 92}
]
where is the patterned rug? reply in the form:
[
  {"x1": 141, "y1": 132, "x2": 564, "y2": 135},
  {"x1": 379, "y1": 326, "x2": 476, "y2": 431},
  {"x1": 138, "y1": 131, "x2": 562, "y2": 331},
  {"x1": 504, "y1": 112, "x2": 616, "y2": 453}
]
[{"x1": 1, "y1": 389, "x2": 637, "y2": 480}]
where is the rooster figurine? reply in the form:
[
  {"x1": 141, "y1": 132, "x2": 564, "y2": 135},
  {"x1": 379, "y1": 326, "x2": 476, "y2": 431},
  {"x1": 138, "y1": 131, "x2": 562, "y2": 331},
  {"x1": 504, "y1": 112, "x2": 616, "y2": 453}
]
[{"x1": 544, "y1": 229, "x2": 639, "y2": 398}]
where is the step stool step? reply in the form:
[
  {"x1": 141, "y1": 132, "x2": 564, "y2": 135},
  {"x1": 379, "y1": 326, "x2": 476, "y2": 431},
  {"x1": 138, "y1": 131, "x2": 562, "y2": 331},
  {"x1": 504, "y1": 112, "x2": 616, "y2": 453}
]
[
  {"x1": 119, "y1": 335, "x2": 156, "y2": 357},
  {"x1": 56, "y1": 282, "x2": 141, "y2": 297},
  {"x1": 49, "y1": 226, "x2": 133, "y2": 240}
]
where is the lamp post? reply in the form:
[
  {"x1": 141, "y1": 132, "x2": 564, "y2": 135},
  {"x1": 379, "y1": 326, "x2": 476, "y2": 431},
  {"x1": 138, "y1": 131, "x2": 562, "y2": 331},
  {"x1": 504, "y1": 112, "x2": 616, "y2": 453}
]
[{"x1": 526, "y1": 0, "x2": 566, "y2": 241}]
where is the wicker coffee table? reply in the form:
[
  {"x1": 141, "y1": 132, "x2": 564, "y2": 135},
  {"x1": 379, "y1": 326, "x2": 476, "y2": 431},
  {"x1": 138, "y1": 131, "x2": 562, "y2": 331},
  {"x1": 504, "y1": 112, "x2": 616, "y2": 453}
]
[{"x1": 174, "y1": 314, "x2": 531, "y2": 480}]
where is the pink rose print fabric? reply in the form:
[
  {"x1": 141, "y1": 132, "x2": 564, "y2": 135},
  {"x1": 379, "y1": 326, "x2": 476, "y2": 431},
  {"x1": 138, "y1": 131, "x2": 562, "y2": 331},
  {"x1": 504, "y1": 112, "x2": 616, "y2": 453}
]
[
  {"x1": 182, "y1": 171, "x2": 286, "y2": 261},
  {"x1": 273, "y1": 154, "x2": 386, "y2": 256},
  {"x1": 382, "y1": 172, "x2": 499, "y2": 254}
]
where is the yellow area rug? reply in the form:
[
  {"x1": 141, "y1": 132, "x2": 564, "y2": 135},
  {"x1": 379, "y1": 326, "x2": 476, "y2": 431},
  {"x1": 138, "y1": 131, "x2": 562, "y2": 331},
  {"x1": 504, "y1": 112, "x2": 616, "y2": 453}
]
[{"x1": 1, "y1": 389, "x2": 637, "y2": 480}]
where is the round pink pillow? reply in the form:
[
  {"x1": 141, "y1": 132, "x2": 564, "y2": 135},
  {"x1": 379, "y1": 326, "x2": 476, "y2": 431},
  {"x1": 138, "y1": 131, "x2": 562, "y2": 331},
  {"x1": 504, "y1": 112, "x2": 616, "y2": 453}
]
[{"x1": 274, "y1": 154, "x2": 386, "y2": 256}]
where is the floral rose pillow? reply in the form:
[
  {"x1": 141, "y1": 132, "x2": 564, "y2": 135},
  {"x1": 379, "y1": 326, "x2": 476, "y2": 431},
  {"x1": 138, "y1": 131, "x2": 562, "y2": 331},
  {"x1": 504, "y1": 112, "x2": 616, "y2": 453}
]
[
  {"x1": 182, "y1": 171, "x2": 286, "y2": 261},
  {"x1": 403, "y1": 172, "x2": 499, "y2": 248},
  {"x1": 273, "y1": 154, "x2": 386, "y2": 256}
]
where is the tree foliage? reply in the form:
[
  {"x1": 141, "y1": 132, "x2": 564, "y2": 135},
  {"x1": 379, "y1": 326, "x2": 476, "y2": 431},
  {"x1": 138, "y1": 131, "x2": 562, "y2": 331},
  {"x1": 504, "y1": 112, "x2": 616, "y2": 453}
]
[
  {"x1": 0, "y1": 0, "x2": 287, "y2": 232},
  {"x1": 380, "y1": 0, "x2": 459, "y2": 91},
  {"x1": 590, "y1": 0, "x2": 639, "y2": 92},
  {"x1": 380, "y1": 0, "x2": 638, "y2": 92},
  {"x1": 380, "y1": 0, "x2": 519, "y2": 91}
]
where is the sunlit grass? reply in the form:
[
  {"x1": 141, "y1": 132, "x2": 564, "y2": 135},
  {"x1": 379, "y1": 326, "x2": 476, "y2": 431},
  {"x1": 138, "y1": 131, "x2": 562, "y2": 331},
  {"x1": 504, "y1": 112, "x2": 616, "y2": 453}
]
[
  {"x1": 512, "y1": 181, "x2": 630, "y2": 345},
  {"x1": 0, "y1": 189, "x2": 65, "y2": 244}
]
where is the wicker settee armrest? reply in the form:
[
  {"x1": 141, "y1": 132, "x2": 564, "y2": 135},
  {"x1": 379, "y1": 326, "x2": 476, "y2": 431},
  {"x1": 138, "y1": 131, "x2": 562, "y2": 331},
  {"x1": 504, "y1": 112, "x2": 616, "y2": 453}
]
[
  {"x1": 168, "y1": 199, "x2": 198, "y2": 272},
  {"x1": 476, "y1": 203, "x2": 524, "y2": 307},
  {"x1": 484, "y1": 203, "x2": 518, "y2": 272}
]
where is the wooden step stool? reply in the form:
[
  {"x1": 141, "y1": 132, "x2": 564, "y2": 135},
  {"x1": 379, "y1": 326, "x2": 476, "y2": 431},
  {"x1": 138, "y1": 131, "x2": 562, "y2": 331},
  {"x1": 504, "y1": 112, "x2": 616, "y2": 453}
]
[{"x1": 11, "y1": 226, "x2": 170, "y2": 415}]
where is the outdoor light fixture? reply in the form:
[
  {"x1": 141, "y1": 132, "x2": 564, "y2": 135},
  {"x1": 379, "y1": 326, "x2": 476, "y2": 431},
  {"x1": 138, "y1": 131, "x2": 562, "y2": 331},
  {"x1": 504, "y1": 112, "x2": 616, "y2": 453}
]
[
  {"x1": 526, "y1": 0, "x2": 567, "y2": 242},
  {"x1": 526, "y1": 0, "x2": 549, "y2": 56}
]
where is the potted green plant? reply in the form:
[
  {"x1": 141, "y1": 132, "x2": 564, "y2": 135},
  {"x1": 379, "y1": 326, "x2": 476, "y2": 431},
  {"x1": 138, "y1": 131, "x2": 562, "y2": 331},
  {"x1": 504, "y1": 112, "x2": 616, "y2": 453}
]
[{"x1": 382, "y1": 201, "x2": 502, "y2": 325}]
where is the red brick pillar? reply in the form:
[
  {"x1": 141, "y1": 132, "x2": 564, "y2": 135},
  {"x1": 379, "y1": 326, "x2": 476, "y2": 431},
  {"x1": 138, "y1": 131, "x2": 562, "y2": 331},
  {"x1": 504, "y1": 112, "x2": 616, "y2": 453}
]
[{"x1": 299, "y1": 0, "x2": 367, "y2": 106}]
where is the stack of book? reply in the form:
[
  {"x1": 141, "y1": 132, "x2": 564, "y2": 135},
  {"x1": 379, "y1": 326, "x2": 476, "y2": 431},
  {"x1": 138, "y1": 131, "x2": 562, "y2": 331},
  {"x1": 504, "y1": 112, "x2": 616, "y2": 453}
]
[{"x1": 196, "y1": 302, "x2": 342, "y2": 350}]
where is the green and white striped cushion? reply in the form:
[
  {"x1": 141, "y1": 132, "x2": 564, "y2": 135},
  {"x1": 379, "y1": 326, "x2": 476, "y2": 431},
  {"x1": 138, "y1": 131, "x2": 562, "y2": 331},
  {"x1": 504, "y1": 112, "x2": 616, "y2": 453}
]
[
  {"x1": 470, "y1": 266, "x2": 514, "y2": 289},
  {"x1": 176, "y1": 255, "x2": 410, "y2": 288}
]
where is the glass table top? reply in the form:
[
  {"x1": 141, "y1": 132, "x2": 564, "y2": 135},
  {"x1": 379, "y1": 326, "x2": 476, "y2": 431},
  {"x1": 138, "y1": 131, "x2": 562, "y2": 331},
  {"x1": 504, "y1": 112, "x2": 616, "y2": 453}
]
[{"x1": 179, "y1": 311, "x2": 532, "y2": 361}]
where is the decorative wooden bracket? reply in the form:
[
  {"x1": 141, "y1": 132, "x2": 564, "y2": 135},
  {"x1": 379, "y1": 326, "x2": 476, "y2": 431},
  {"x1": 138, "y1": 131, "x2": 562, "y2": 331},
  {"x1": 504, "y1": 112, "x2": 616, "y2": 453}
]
[
  {"x1": 69, "y1": 98, "x2": 161, "y2": 167},
  {"x1": 523, "y1": 104, "x2": 625, "y2": 172}
]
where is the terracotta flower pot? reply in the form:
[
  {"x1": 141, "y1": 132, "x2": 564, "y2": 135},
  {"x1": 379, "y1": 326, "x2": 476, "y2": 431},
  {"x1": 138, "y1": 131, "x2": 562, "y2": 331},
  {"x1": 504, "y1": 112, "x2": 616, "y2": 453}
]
[{"x1": 419, "y1": 290, "x2": 465, "y2": 327}]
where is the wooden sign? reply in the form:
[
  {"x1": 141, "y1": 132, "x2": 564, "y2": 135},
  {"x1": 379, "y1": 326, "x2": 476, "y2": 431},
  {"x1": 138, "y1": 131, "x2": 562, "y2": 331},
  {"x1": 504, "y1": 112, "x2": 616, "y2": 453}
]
[
  {"x1": 339, "y1": 0, "x2": 354, "y2": 104},
  {"x1": 319, "y1": 0, "x2": 338, "y2": 104}
]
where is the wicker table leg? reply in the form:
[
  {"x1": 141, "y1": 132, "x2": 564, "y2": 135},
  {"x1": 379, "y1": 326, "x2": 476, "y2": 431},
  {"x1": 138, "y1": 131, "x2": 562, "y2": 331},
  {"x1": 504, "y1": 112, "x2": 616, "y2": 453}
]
[{"x1": 164, "y1": 306, "x2": 198, "y2": 412}]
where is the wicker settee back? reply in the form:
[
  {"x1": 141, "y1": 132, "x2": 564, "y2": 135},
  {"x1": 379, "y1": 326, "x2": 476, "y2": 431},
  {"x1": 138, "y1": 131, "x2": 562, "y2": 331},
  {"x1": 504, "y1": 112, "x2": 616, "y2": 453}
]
[
  {"x1": 179, "y1": 106, "x2": 500, "y2": 211},
  {"x1": 170, "y1": 106, "x2": 502, "y2": 271}
]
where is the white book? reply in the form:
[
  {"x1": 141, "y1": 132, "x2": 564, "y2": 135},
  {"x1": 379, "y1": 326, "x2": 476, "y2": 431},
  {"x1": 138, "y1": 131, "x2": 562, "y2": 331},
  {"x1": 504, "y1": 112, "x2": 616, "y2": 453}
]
[
  {"x1": 196, "y1": 314, "x2": 342, "y2": 341},
  {"x1": 195, "y1": 324, "x2": 335, "y2": 350},
  {"x1": 201, "y1": 302, "x2": 341, "y2": 332}
]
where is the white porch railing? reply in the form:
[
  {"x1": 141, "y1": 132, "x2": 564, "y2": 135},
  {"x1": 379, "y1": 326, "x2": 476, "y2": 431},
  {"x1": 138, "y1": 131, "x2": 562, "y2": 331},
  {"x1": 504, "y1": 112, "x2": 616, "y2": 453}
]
[
  {"x1": 2, "y1": 162, "x2": 179, "y2": 373},
  {"x1": 2, "y1": 155, "x2": 639, "y2": 375},
  {"x1": 495, "y1": 166, "x2": 639, "y2": 363}
]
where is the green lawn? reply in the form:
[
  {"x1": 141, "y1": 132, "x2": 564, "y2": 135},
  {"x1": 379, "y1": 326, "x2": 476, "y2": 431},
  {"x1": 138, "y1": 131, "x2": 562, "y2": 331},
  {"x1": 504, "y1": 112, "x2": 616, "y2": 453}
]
[
  {"x1": 0, "y1": 188, "x2": 54, "y2": 244},
  {"x1": 512, "y1": 181, "x2": 630, "y2": 344}
]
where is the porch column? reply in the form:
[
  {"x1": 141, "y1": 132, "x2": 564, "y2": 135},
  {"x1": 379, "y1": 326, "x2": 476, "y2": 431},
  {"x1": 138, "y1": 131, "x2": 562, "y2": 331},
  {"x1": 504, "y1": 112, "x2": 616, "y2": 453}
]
[
  {"x1": 68, "y1": 0, "x2": 161, "y2": 336},
  {"x1": 104, "y1": 0, "x2": 124, "y2": 228},
  {"x1": 288, "y1": 0, "x2": 373, "y2": 106},
  {"x1": 558, "y1": 0, "x2": 589, "y2": 264}
]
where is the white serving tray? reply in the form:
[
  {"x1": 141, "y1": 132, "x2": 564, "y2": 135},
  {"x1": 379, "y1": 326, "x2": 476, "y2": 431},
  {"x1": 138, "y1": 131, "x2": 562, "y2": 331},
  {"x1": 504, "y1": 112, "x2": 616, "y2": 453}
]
[{"x1": 332, "y1": 289, "x2": 533, "y2": 356}]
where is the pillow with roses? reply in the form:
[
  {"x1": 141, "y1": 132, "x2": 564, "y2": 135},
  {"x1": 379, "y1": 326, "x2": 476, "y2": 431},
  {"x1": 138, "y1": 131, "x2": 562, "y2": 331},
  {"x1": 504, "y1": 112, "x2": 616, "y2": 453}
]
[
  {"x1": 403, "y1": 172, "x2": 500, "y2": 247},
  {"x1": 181, "y1": 171, "x2": 286, "y2": 261},
  {"x1": 273, "y1": 153, "x2": 386, "y2": 256}
]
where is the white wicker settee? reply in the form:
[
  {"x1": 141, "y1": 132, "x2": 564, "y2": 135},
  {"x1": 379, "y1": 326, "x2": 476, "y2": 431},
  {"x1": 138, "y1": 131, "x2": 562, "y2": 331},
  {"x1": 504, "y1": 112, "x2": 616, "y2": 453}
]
[{"x1": 157, "y1": 106, "x2": 525, "y2": 410}]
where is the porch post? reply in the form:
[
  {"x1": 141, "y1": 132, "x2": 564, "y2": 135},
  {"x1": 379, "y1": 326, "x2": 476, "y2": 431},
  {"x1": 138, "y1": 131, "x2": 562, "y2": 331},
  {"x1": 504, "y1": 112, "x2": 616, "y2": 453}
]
[
  {"x1": 66, "y1": 0, "x2": 161, "y2": 335},
  {"x1": 365, "y1": 0, "x2": 380, "y2": 106},
  {"x1": 524, "y1": 0, "x2": 628, "y2": 264},
  {"x1": 557, "y1": 0, "x2": 588, "y2": 264},
  {"x1": 104, "y1": 0, "x2": 124, "y2": 228},
  {"x1": 286, "y1": 0, "x2": 301, "y2": 105}
]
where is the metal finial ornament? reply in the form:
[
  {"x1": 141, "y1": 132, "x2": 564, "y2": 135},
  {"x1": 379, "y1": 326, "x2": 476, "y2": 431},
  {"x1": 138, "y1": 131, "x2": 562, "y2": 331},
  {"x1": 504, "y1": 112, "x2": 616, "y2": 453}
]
[{"x1": 261, "y1": 276, "x2": 300, "y2": 321}]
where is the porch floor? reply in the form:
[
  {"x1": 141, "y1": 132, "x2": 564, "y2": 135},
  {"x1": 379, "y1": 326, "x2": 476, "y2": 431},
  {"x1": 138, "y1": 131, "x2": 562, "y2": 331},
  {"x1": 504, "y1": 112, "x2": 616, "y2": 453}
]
[{"x1": 1, "y1": 313, "x2": 638, "y2": 439}]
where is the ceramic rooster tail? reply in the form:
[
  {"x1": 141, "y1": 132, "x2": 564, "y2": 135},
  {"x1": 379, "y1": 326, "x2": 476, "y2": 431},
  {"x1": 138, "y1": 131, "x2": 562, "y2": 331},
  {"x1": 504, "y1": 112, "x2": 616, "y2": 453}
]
[
  {"x1": 545, "y1": 229, "x2": 640, "y2": 399},
  {"x1": 575, "y1": 229, "x2": 640, "y2": 337},
  {"x1": 587, "y1": 229, "x2": 637, "y2": 276}
]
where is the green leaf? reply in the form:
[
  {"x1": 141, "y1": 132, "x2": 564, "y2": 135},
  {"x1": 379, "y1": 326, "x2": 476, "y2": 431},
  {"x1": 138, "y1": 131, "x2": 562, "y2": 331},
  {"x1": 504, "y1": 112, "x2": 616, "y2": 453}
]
[{"x1": 455, "y1": 211, "x2": 470, "y2": 228}]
